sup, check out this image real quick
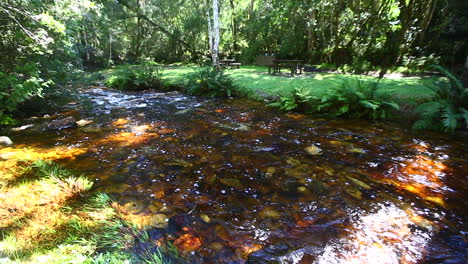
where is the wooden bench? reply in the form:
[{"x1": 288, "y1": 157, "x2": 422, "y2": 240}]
[
  {"x1": 220, "y1": 59, "x2": 241, "y2": 69},
  {"x1": 229, "y1": 62, "x2": 241, "y2": 69},
  {"x1": 268, "y1": 59, "x2": 303, "y2": 76}
]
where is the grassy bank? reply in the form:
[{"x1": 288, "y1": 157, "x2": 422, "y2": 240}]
[
  {"x1": 0, "y1": 159, "x2": 177, "y2": 263},
  {"x1": 101, "y1": 64, "x2": 438, "y2": 99}
]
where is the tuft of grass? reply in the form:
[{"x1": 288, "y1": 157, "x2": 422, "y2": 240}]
[{"x1": 141, "y1": 242, "x2": 180, "y2": 264}]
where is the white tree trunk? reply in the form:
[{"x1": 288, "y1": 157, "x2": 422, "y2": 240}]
[
  {"x1": 205, "y1": 0, "x2": 214, "y2": 60},
  {"x1": 212, "y1": 0, "x2": 220, "y2": 69}
]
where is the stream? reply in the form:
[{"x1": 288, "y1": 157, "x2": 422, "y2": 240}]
[{"x1": 3, "y1": 87, "x2": 467, "y2": 263}]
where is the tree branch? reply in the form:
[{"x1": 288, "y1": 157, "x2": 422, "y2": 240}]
[{"x1": 116, "y1": 0, "x2": 201, "y2": 57}]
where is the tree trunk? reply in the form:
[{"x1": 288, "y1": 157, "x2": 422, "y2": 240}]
[
  {"x1": 212, "y1": 0, "x2": 220, "y2": 69},
  {"x1": 109, "y1": 32, "x2": 112, "y2": 66},
  {"x1": 82, "y1": 25, "x2": 90, "y2": 63},
  {"x1": 230, "y1": 0, "x2": 237, "y2": 53},
  {"x1": 463, "y1": 55, "x2": 468, "y2": 88},
  {"x1": 134, "y1": 0, "x2": 141, "y2": 60},
  {"x1": 205, "y1": 0, "x2": 213, "y2": 57},
  {"x1": 248, "y1": 0, "x2": 255, "y2": 20}
]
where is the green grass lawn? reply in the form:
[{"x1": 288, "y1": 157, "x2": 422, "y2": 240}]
[
  {"x1": 101, "y1": 64, "x2": 440, "y2": 103},
  {"x1": 158, "y1": 65, "x2": 438, "y2": 100}
]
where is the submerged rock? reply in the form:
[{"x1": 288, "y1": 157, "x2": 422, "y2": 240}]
[
  {"x1": 174, "y1": 108, "x2": 192, "y2": 115},
  {"x1": 345, "y1": 187, "x2": 362, "y2": 199},
  {"x1": 80, "y1": 126, "x2": 102, "y2": 133},
  {"x1": 348, "y1": 147, "x2": 366, "y2": 154},
  {"x1": 265, "y1": 167, "x2": 276, "y2": 178},
  {"x1": 147, "y1": 214, "x2": 169, "y2": 229},
  {"x1": 259, "y1": 206, "x2": 281, "y2": 219},
  {"x1": 11, "y1": 124, "x2": 34, "y2": 132},
  {"x1": 219, "y1": 178, "x2": 244, "y2": 189},
  {"x1": 346, "y1": 176, "x2": 372, "y2": 190},
  {"x1": 76, "y1": 119, "x2": 93, "y2": 127},
  {"x1": 47, "y1": 116, "x2": 77, "y2": 130},
  {"x1": 305, "y1": 145, "x2": 322, "y2": 155},
  {"x1": 0, "y1": 136, "x2": 13, "y2": 146},
  {"x1": 122, "y1": 200, "x2": 145, "y2": 214},
  {"x1": 237, "y1": 124, "x2": 251, "y2": 132},
  {"x1": 200, "y1": 213, "x2": 211, "y2": 223}
]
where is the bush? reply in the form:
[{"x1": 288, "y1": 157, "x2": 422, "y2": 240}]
[
  {"x1": 185, "y1": 67, "x2": 237, "y2": 97},
  {"x1": 105, "y1": 62, "x2": 163, "y2": 91},
  {"x1": 0, "y1": 64, "x2": 52, "y2": 125},
  {"x1": 412, "y1": 65, "x2": 468, "y2": 133}
]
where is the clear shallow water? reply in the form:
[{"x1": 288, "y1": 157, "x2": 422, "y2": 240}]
[{"x1": 5, "y1": 87, "x2": 467, "y2": 263}]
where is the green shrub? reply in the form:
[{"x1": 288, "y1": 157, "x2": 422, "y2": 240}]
[
  {"x1": 270, "y1": 96, "x2": 298, "y2": 111},
  {"x1": 0, "y1": 64, "x2": 52, "y2": 125},
  {"x1": 412, "y1": 65, "x2": 467, "y2": 133},
  {"x1": 185, "y1": 67, "x2": 237, "y2": 97},
  {"x1": 105, "y1": 62, "x2": 163, "y2": 91}
]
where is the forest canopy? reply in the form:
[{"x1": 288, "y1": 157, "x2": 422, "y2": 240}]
[{"x1": 0, "y1": 0, "x2": 467, "y2": 123}]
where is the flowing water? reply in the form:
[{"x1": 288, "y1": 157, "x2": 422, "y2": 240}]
[{"x1": 3, "y1": 87, "x2": 467, "y2": 263}]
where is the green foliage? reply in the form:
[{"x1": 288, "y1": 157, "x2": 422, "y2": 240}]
[
  {"x1": 0, "y1": 64, "x2": 51, "y2": 124},
  {"x1": 186, "y1": 67, "x2": 237, "y2": 97},
  {"x1": 105, "y1": 63, "x2": 164, "y2": 91},
  {"x1": 272, "y1": 78, "x2": 400, "y2": 120},
  {"x1": 412, "y1": 65, "x2": 467, "y2": 133},
  {"x1": 312, "y1": 79, "x2": 400, "y2": 119},
  {"x1": 269, "y1": 96, "x2": 298, "y2": 111}
]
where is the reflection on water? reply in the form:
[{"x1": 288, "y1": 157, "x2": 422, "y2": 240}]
[
  {"x1": 316, "y1": 204, "x2": 432, "y2": 264},
  {"x1": 2, "y1": 87, "x2": 466, "y2": 263}
]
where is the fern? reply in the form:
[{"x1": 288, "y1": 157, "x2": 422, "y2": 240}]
[
  {"x1": 442, "y1": 104, "x2": 459, "y2": 132},
  {"x1": 303, "y1": 78, "x2": 399, "y2": 119},
  {"x1": 186, "y1": 67, "x2": 236, "y2": 97},
  {"x1": 430, "y1": 65, "x2": 464, "y2": 94},
  {"x1": 411, "y1": 65, "x2": 467, "y2": 133}
]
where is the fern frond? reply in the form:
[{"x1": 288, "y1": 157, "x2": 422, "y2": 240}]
[
  {"x1": 441, "y1": 104, "x2": 460, "y2": 133},
  {"x1": 360, "y1": 100, "x2": 380, "y2": 110},
  {"x1": 414, "y1": 101, "x2": 444, "y2": 118},
  {"x1": 381, "y1": 101, "x2": 400, "y2": 110},
  {"x1": 430, "y1": 64, "x2": 464, "y2": 93}
]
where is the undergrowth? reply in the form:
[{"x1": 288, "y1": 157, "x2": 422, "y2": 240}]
[
  {"x1": 105, "y1": 61, "x2": 164, "y2": 91},
  {"x1": 271, "y1": 78, "x2": 400, "y2": 120},
  {"x1": 410, "y1": 65, "x2": 468, "y2": 133},
  {"x1": 186, "y1": 67, "x2": 237, "y2": 97}
]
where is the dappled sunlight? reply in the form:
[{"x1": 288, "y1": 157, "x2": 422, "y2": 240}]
[
  {"x1": 0, "y1": 146, "x2": 88, "y2": 184},
  {"x1": 0, "y1": 163, "x2": 102, "y2": 258},
  {"x1": 382, "y1": 141, "x2": 450, "y2": 207}
]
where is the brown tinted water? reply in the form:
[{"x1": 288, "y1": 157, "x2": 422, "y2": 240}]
[{"x1": 3, "y1": 87, "x2": 467, "y2": 263}]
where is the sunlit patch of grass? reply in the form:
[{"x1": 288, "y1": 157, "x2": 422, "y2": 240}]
[{"x1": 0, "y1": 160, "x2": 142, "y2": 263}]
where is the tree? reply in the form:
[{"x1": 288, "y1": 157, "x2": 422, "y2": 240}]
[{"x1": 206, "y1": 0, "x2": 220, "y2": 69}]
